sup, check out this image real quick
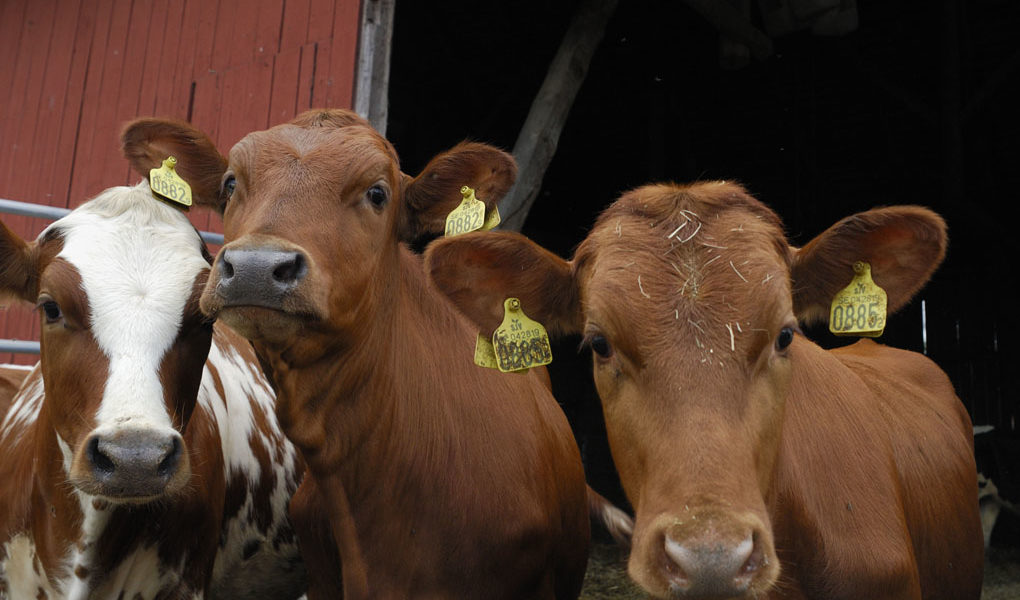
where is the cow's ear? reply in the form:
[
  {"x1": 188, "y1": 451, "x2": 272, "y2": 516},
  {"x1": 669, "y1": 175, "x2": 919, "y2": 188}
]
[
  {"x1": 401, "y1": 142, "x2": 517, "y2": 241},
  {"x1": 0, "y1": 220, "x2": 38, "y2": 303},
  {"x1": 120, "y1": 118, "x2": 227, "y2": 213},
  {"x1": 424, "y1": 231, "x2": 583, "y2": 337},
  {"x1": 791, "y1": 206, "x2": 948, "y2": 326}
]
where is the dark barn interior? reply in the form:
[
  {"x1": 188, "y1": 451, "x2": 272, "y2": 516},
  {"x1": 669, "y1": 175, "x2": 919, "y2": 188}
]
[{"x1": 387, "y1": 0, "x2": 1020, "y2": 547}]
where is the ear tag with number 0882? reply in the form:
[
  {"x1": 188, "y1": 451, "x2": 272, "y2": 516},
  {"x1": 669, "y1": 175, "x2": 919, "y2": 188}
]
[
  {"x1": 829, "y1": 261, "x2": 888, "y2": 337},
  {"x1": 446, "y1": 184, "x2": 501, "y2": 236},
  {"x1": 148, "y1": 156, "x2": 193, "y2": 209},
  {"x1": 491, "y1": 298, "x2": 553, "y2": 372}
]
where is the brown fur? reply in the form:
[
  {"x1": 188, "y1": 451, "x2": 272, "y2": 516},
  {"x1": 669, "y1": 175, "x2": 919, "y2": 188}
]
[
  {"x1": 425, "y1": 180, "x2": 982, "y2": 599},
  {"x1": 122, "y1": 109, "x2": 591, "y2": 599}
]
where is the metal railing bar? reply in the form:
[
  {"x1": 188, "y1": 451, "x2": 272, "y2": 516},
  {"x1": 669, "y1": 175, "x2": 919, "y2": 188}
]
[{"x1": 0, "y1": 197, "x2": 225, "y2": 245}]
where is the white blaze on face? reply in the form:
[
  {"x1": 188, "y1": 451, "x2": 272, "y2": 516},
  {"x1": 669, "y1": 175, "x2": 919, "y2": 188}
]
[{"x1": 44, "y1": 183, "x2": 210, "y2": 433}]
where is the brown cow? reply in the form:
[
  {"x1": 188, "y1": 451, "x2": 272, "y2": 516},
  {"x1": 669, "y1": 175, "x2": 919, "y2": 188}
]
[
  {"x1": 425, "y1": 181, "x2": 984, "y2": 599},
  {"x1": 120, "y1": 109, "x2": 597, "y2": 599}
]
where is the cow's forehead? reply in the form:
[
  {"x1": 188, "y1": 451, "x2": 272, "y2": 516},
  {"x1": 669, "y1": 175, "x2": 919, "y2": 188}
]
[
  {"x1": 577, "y1": 183, "x2": 793, "y2": 362},
  {"x1": 41, "y1": 182, "x2": 209, "y2": 362},
  {"x1": 230, "y1": 123, "x2": 399, "y2": 179}
]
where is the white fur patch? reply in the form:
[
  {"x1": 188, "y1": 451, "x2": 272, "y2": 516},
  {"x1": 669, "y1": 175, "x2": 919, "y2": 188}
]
[
  {"x1": 0, "y1": 367, "x2": 44, "y2": 442},
  {"x1": 200, "y1": 329, "x2": 302, "y2": 597},
  {"x1": 43, "y1": 182, "x2": 209, "y2": 436}
]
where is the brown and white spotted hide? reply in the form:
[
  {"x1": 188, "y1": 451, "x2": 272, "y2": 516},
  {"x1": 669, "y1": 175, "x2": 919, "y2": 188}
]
[{"x1": 0, "y1": 183, "x2": 304, "y2": 599}]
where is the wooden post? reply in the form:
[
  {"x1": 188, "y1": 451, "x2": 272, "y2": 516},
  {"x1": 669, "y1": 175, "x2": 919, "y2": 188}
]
[
  {"x1": 498, "y1": 0, "x2": 618, "y2": 232},
  {"x1": 355, "y1": 0, "x2": 395, "y2": 136}
]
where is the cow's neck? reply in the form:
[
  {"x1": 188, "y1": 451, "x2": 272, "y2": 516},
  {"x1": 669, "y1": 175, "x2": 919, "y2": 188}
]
[
  {"x1": 258, "y1": 245, "x2": 475, "y2": 585},
  {"x1": 27, "y1": 403, "x2": 87, "y2": 578}
]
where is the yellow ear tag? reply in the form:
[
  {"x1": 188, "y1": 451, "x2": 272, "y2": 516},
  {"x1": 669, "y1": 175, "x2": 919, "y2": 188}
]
[
  {"x1": 481, "y1": 202, "x2": 501, "y2": 231},
  {"x1": 444, "y1": 186, "x2": 486, "y2": 237},
  {"x1": 829, "y1": 261, "x2": 888, "y2": 337},
  {"x1": 148, "y1": 156, "x2": 193, "y2": 209},
  {"x1": 491, "y1": 298, "x2": 553, "y2": 372},
  {"x1": 474, "y1": 333, "x2": 500, "y2": 369}
]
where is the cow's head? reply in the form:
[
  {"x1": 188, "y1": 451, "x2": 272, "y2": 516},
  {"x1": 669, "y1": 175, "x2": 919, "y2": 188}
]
[
  {"x1": 0, "y1": 178, "x2": 214, "y2": 501},
  {"x1": 424, "y1": 181, "x2": 947, "y2": 598},
  {"x1": 120, "y1": 109, "x2": 515, "y2": 359}
]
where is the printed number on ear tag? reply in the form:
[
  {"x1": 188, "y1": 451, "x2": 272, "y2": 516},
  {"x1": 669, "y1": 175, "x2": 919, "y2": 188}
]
[
  {"x1": 444, "y1": 186, "x2": 487, "y2": 237},
  {"x1": 149, "y1": 156, "x2": 193, "y2": 209},
  {"x1": 491, "y1": 298, "x2": 553, "y2": 373},
  {"x1": 829, "y1": 261, "x2": 888, "y2": 338}
]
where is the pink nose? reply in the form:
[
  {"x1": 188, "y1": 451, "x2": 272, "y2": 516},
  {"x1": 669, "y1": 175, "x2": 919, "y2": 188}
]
[{"x1": 662, "y1": 529, "x2": 767, "y2": 597}]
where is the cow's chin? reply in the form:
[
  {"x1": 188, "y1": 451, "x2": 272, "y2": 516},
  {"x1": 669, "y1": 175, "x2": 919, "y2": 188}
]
[{"x1": 215, "y1": 306, "x2": 313, "y2": 346}]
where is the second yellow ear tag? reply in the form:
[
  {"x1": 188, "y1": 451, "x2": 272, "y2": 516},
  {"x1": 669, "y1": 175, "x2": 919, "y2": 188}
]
[
  {"x1": 829, "y1": 261, "x2": 888, "y2": 337},
  {"x1": 444, "y1": 186, "x2": 486, "y2": 237},
  {"x1": 491, "y1": 298, "x2": 553, "y2": 372},
  {"x1": 474, "y1": 333, "x2": 500, "y2": 369},
  {"x1": 149, "y1": 156, "x2": 193, "y2": 209}
]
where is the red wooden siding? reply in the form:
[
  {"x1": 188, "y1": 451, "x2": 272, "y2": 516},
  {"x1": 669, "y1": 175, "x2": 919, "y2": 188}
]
[{"x1": 0, "y1": 0, "x2": 362, "y2": 364}]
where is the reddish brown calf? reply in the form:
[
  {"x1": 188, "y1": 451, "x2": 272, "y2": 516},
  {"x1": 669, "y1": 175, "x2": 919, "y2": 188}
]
[
  {"x1": 425, "y1": 181, "x2": 983, "y2": 599},
  {"x1": 121, "y1": 109, "x2": 594, "y2": 599}
]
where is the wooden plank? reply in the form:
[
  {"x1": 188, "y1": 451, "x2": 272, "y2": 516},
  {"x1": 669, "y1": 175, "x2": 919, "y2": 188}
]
[
  {"x1": 254, "y1": 0, "x2": 285, "y2": 60},
  {"x1": 100, "y1": 0, "x2": 154, "y2": 189},
  {"x1": 296, "y1": 42, "x2": 317, "y2": 112},
  {"x1": 189, "y1": 0, "x2": 222, "y2": 93},
  {"x1": 322, "y1": 0, "x2": 361, "y2": 109},
  {"x1": 0, "y1": 0, "x2": 28, "y2": 117},
  {"x1": 209, "y1": 0, "x2": 239, "y2": 74},
  {"x1": 67, "y1": 0, "x2": 117, "y2": 208},
  {"x1": 2, "y1": 0, "x2": 57, "y2": 239},
  {"x1": 227, "y1": 0, "x2": 260, "y2": 69},
  {"x1": 26, "y1": 0, "x2": 83, "y2": 217},
  {"x1": 307, "y1": 0, "x2": 336, "y2": 43},
  {"x1": 269, "y1": 46, "x2": 301, "y2": 124},
  {"x1": 134, "y1": 0, "x2": 170, "y2": 119},
  {"x1": 52, "y1": 0, "x2": 99, "y2": 210},
  {"x1": 280, "y1": 0, "x2": 311, "y2": 50}
]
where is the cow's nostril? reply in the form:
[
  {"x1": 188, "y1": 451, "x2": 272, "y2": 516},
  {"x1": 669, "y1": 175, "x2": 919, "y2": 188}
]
[
  {"x1": 219, "y1": 253, "x2": 235, "y2": 279},
  {"x1": 157, "y1": 436, "x2": 182, "y2": 477},
  {"x1": 272, "y1": 252, "x2": 306, "y2": 284},
  {"x1": 86, "y1": 436, "x2": 115, "y2": 474}
]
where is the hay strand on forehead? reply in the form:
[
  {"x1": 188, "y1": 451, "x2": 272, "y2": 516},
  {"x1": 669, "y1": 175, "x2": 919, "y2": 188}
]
[
  {"x1": 730, "y1": 260, "x2": 748, "y2": 282},
  {"x1": 638, "y1": 275, "x2": 651, "y2": 299},
  {"x1": 726, "y1": 323, "x2": 735, "y2": 352}
]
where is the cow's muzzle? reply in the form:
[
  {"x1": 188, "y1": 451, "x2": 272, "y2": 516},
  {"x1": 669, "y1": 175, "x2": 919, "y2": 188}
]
[
  {"x1": 73, "y1": 427, "x2": 189, "y2": 500},
  {"x1": 214, "y1": 247, "x2": 308, "y2": 309}
]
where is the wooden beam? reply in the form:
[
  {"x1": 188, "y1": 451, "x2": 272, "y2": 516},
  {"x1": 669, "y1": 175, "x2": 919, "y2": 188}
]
[
  {"x1": 498, "y1": 0, "x2": 618, "y2": 232},
  {"x1": 354, "y1": 0, "x2": 395, "y2": 135}
]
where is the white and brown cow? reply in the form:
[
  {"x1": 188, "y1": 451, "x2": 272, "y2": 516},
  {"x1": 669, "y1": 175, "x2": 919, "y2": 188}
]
[
  {"x1": 0, "y1": 180, "x2": 304, "y2": 599},
  {"x1": 425, "y1": 181, "x2": 984, "y2": 599}
]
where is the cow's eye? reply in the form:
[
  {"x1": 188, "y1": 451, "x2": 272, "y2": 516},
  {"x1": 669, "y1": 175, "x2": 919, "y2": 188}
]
[
  {"x1": 588, "y1": 334, "x2": 613, "y2": 359},
  {"x1": 776, "y1": 326, "x2": 795, "y2": 351},
  {"x1": 38, "y1": 299, "x2": 63, "y2": 324},
  {"x1": 365, "y1": 184, "x2": 388, "y2": 209},
  {"x1": 222, "y1": 175, "x2": 237, "y2": 198}
]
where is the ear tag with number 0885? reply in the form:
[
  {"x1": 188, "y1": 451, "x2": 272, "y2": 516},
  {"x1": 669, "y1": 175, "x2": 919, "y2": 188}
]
[
  {"x1": 148, "y1": 156, "x2": 193, "y2": 209},
  {"x1": 829, "y1": 261, "x2": 888, "y2": 337},
  {"x1": 491, "y1": 298, "x2": 553, "y2": 372}
]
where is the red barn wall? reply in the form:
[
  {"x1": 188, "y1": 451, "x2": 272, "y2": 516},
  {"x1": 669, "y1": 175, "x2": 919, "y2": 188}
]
[{"x1": 0, "y1": 0, "x2": 362, "y2": 364}]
